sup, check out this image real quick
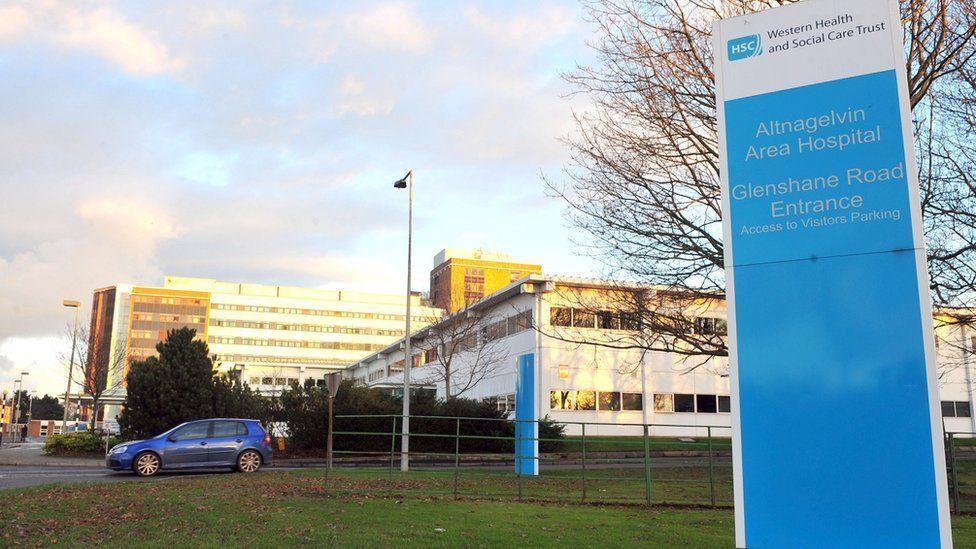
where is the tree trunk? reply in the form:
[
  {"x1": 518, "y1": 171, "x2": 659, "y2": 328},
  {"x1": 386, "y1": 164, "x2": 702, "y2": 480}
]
[{"x1": 444, "y1": 364, "x2": 451, "y2": 400}]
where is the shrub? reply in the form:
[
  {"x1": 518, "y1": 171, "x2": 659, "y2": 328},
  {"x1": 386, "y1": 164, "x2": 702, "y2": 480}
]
[
  {"x1": 276, "y1": 380, "x2": 565, "y2": 454},
  {"x1": 44, "y1": 432, "x2": 119, "y2": 456}
]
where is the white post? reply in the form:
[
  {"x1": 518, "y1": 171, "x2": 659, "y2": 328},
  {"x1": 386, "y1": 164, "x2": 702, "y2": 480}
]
[
  {"x1": 401, "y1": 170, "x2": 413, "y2": 472},
  {"x1": 640, "y1": 355, "x2": 649, "y2": 428}
]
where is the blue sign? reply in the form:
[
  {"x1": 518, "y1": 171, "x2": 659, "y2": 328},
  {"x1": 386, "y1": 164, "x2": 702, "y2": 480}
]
[
  {"x1": 515, "y1": 353, "x2": 537, "y2": 475},
  {"x1": 715, "y1": 0, "x2": 950, "y2": 546}
]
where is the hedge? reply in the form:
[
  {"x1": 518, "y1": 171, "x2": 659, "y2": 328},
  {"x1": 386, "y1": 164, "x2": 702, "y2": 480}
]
[
  {"x1": 44, "y1": 432, "x2": 119, "y2": 456},
  {"x1": 275, "y1": 380, "x2": 564, "y2": 454}
]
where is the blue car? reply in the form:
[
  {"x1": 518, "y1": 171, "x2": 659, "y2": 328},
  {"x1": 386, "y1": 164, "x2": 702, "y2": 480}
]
[{"x1": 106, "y1": 418, "x2": 273, "y2": 477}]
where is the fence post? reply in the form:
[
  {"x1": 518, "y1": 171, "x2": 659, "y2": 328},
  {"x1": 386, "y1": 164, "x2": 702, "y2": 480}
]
[
  {"x1": 707, "y1": 426, "x2": 715, "y2": 507},
  {"x1": 454, "y1": 417, "x2": 461, "y2": 500},
  {"x1": 643, "y1": 423, "x2": 651, "y2": 506},
  {"x1": 949, "y1": 432, "x2": 959, "y2": 514},
  {"x1": 516, "y1": 419, "x2": 523, "y2": 502},
  {"x1": 389, "y1": 416, "x2": 397, "y2": 497},
  {"x1": 581, "y1": 423, "x2": 587, "y2": 503}
]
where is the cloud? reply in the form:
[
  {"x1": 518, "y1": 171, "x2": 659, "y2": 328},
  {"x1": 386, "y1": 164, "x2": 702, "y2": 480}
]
[
  {"x1": 2, "y1": 2, "x2": 184, "y2": 77},
  {"x1": 0, "y1": 6, "x2": 30, "y2": 40},
  {"x1": 342, "y1": 2, "x2": 432, "y2": 54},
  {"x1": 0, "y1": 337, "x2": 65, "y2": 399},
  {"x1": 333, "y1": 75, "x2": 396, "y2": 117},
  {"x1": 464, "y1": 4, "x2": 578, "y2": 50},
  {"x1": 0, "y1": 1, "x2": 598, "y2": 395}
]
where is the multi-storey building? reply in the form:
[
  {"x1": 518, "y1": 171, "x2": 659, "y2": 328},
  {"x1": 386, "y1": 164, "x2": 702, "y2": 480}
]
[
  {"x1": 428, "y1": 248, "x2": 541, "y2": 313},
  {"x1": 350, "y1": 274, "x2": 976, "y2": 440},
  {"x1": 88, "y1": 276, "x2": 442, "y2": 419}
]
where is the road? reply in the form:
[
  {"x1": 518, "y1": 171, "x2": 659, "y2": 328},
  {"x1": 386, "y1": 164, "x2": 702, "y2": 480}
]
[{"x1": 0, "y1": 466, "x2": 238, "y2": 491}]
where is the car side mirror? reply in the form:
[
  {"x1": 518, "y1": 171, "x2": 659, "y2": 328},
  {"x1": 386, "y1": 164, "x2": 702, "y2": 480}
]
[{"x1": 167, "y1": 435, "x2": 178, "y2": 442}]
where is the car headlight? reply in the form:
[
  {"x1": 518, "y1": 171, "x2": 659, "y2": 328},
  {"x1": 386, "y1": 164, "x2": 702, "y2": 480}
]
[{"x1": 110, "y1": 445, "x2": 129, "y2": 455}]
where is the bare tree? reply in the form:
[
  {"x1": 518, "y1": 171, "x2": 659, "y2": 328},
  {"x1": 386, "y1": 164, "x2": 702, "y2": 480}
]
[
  {"x1": 61, "y1": 322, "x2": 127, "y2": 429},
  {"x1": 413, "y1": 290, "x2": 512, "y2": 399},
  {"x1": 548, "y1": 0, "x2": 976, "y2": 365}
]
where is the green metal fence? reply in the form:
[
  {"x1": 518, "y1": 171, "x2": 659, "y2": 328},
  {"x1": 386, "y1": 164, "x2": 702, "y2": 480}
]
[
  {"x1": 326, "y1": 414, "x2": 734, "y2": 507},
  {"x1": 946, "y1": 432, "x2": 976, "y2": 514}
]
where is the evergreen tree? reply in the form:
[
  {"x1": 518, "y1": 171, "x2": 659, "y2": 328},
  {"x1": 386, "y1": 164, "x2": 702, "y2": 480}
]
[
  {"x1": 119, "y1": 328, "x2": 220, "y2": 438},
  {"x1": 24, "y1": 394, "x2": 65, "y2": 421}
]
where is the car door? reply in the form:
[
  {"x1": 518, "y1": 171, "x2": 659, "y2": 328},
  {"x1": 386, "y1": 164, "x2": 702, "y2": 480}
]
[
  {"x1": 164, "y1": 421, "x2": 212, "y2": 467},
  {"x1": 207, "y1": 420, "x2": 246, "y2": 465}
]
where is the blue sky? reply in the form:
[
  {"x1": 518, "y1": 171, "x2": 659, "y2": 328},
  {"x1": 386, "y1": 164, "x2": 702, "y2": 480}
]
[{"x1": 0, "y1": 1, "x2": 600, "y2": 394}]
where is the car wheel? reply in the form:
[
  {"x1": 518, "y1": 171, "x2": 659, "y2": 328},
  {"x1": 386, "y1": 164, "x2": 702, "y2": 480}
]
[
  {"x1": 237, "y1": 450, "x2": 262, "y2": 473},
  {"x1": 133, "y1": 452, "x2": 161, "y2": 477}
]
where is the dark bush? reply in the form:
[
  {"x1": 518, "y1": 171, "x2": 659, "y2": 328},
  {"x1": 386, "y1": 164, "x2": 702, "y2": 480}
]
[
  {"x1": 276, "y1": 380, "x2": 564, "y2": 454},
  {"x1": 44, "y1": 432, "x2": 119, "y2": 456}
]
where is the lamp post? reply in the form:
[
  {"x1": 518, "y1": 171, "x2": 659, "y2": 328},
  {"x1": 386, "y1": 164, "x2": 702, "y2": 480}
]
[
  {"x1": 394, "y1": 170, "x2": 413, "y2": 472},
  {"x1": 11, "y1": 372, "x2": 28, "y2": 442},
  {"x1": 62, "y1": 299, "x2": 80, "y2": 430}
]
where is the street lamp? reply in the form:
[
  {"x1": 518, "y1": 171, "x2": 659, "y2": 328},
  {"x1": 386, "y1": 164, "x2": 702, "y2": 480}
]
[
  {"x1": 393, "y1": 170, "x2": 413, "y2": 472},
  {"x1": 10, "y1": 372, "x2": 28, "y2": 443},
  {"x1": 62, "y1": 299, "x2": 81, "y2": 430}
]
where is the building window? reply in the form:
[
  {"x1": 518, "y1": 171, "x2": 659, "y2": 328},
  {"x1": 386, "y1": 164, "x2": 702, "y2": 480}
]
[
  {"x1": 653, "y1": 394, "x2": 674, "y2": 413},
  {"x1": 550, "y1": 390, "x2": 596, "y2": 411},
  {"x1": 943, "y1": 401, "x2": 972, "y2": 418},
  {"x1": 261, "y1": 377, "x2": 273, "y2": 385},
  {"x1": 598, "y1": 391, "x2": 621, "y2": 411},
  {"x1": 572, "y1": 310, "x2": 596, "y2": 329},
  {"x1": 597, "y1": 311, "x2": 621, "y2": 330},
  {"x1": 550, "y1": 308, "x2": 572, "y2": 327},
  {"x1": 674, "y1": 394, "x2": 695, "y2": 413},
  {"x1": 486, "y1": 394, "x2": 516, "y2": 413},
  {"x1": 718, "y1": 395, "x2": 731, "y2": 413},
  {"x1": 622, "y1": 393, "x2": 643, "y2": 411},
  {"x1": 694, "y1": 317, "x2": 728, "y2": 335},
  {"x1": 696, "y1": 394, "x2": 717, "y2": 414}
]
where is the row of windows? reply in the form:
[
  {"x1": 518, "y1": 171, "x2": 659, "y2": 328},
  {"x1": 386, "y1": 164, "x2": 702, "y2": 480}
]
[
  {"x1": 132, "y1": 302, "x2": 208, "y2": 315},
  {"x1": 550, "y1": 390, "x2": 644, "y2": 411},
  {"x1": 481, "y1": 310, "x2": 533, "y2": 344},
  {"x1": 247, "y1": 376, "x2": 330, "y2": 388},
  {"x1": 549, "y1": 308, "x2": 728, "y2": 336},
  {"x1": 942, "y1": 401, "x2": 972, "y2": 418},
  {"x1": 209, "y1": 319, "x2": 403, "y2": 337},
  {"x1": 653, "y1": 393, "x2": 730, "y2": 414},
  {"x1": 212, "y1": 302, "x2": 428, "y2": 322},
  {"x1": 131, "y1": 319, "x2": 207, "y2": 331},
  {"x1": 550, "y1": 308, "x2": 640, "y2": 331},
  {"x1": 216, "y1": 354, "x2": 353, "y2": 366},
  {"x1": 209, "y1": 336, "x2": 385, "y2": 352},
  {"x1": 368, "y1": 370, "x2": 386, "y2": 382}
]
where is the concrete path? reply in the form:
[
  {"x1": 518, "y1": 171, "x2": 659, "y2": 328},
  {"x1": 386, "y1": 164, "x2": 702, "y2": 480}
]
[{"x1": 0, "y1": 445, "x2": 102, "y2": 468}]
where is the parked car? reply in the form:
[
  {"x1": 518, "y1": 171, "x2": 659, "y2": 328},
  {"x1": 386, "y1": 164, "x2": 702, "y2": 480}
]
[{"x1": 106, "y1": 418, "x2": 273, "y2": 477}]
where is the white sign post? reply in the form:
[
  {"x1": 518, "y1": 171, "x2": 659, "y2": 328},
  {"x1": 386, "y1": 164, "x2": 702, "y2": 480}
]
[{"x1": 714, "y1": 0, "x2": 951, "y2": 546}]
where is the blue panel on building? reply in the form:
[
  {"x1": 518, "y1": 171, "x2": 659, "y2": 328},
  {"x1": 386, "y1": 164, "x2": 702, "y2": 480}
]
[{"x1": 515, "y1": 353, "x2": 536, "y2": 476}]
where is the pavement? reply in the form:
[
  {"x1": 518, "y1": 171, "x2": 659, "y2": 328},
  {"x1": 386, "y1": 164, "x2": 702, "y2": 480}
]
[{"x1": 0, "y1": 465, "x2": 241, "y2": 490}]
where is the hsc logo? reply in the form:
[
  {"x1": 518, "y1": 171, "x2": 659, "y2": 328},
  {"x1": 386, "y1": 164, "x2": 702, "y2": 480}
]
[{"x1": 728, "y1": 34, "x2": 763, "y2": 61}]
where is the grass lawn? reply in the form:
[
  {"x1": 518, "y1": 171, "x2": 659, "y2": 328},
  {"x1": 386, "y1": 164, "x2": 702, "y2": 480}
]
[
  {"x1": 329, "y1": 465, "x2": 734, "y2": 506},
  {"x1": 3, "y1": 469, "x2": 976, "y2": 547}
]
